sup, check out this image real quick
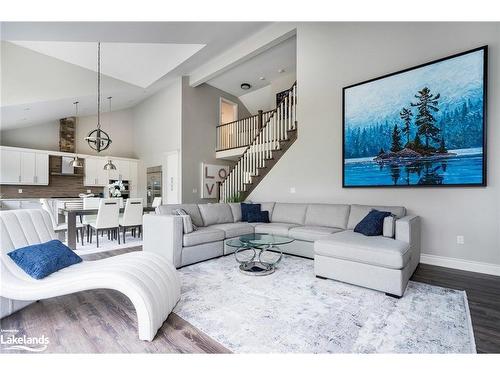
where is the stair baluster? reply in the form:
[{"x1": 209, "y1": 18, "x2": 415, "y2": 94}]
[{"x1": 219, "y1": 82, "x2": 297, "y2": 202}]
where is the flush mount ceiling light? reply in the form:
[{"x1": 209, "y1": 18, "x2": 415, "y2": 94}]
[
  {"x1": 69, "y1": 102, "x2": 84, "y2": 168},
  {"x1": 259, "y1": 76, "x2": 266, "y2": 81},
  {"x1": 85, "y1": 42, "x2": 112, "y2": 153},
  {"x1": 103, "y1": 96, "x2": 117, "y2": 171},
  {"x1": 240, "y1": 83, "x2": 251, "y2": 90},
  {"x1": 278, "y1": 68, "x2": 285, "y2": 73}
]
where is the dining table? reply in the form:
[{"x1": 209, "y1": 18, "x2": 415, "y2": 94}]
[{"x1": 59, "y1": 206, "x2": 156, "y2": 250}]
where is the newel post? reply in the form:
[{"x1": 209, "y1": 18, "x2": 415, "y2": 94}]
[{"x1": 258, "y1": 110, "x2": 263, "y2": 130}]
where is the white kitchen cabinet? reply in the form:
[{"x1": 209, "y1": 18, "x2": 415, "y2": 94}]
[
  {"x1": 84, "y1": 157, "x2": 109, "y2": 187},
  {"x1": 0, "y1": 149, "x2": 21, "y2": 184},
  {"x1": 0, "y1": 148, "x2": 48, "y2": 185},
  {"x1": 84, "y1": 158, "x2": 97, "y2": 186},
  {"x1": 35, "y1": 153, "x2": 49, "y2": 185},
  {"x1": 20, "y1": 152, "x2": 36, "y2": 184},
  {"x1": 108, "y1": 159, "x2": 130, "y2": 181}
]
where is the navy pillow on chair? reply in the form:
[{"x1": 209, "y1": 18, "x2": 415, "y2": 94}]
[
  {"x1": 354, "y1": 210, "x2": 392, "y2": 236},
  {"x1": 7, "y1": 239, "x2": 83, "y2": 279},
  {"x1": 241, "y1": 203, "x2": 261, "y2": 222},
  {"x1": 247, "y1": 210, "x2": 270, "y2": 223}
]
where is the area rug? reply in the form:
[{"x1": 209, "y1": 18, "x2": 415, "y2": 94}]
[
  {"x1": 73, "y1": 233, "x2": 142, "y2": 256},
  {"x1": 174, "y1": 254, "x2": 476, "y2": 353}
]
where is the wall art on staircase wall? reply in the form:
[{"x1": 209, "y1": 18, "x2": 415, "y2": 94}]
[
  {"x1": 342, "y1": 46, "x2": 487, "y2": 188},
  {"x1": 201, "y1": 163, "x2": 229, "y2": 199}
]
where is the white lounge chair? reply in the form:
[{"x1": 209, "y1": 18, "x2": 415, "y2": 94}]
[{"x1": 0, "y1": 209, "x2": 181, "y2": 341}]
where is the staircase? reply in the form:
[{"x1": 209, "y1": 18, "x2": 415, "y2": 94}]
[{"x1": 219, "y1": 82, "x2": 297, "y2": 202}]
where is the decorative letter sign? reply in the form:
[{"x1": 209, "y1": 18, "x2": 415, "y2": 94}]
[{"x1": 201, "y1": 163, "x2": 229, "y2": 199}]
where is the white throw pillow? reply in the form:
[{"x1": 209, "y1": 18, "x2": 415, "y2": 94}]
[
  {"x1": 172, "y1": 208, "x2": 196, "y2": 233},
  {"x1": 179, "y1": 215, "x2": 194, "y2": 234},
  {"x1": 383, "y1": 215, "x2": 395, "y2": 238}
]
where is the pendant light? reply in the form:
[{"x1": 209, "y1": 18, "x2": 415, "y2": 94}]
[
  {"x1": 103, "y1": 96, "x2": 117, "y2": 171},
  {"x1": 85, "y1": 42, "x2": 112, "y2": 153},
  {"x1": 69, "y1": 101, "x2": 83, "y2": 168}
]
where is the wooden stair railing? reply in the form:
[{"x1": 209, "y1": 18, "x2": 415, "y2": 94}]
[
  {"x1": 220, "y1": 82, "x2": 297, "y2": 202},
  {"x1": 216, "y1": 110, "x2": 274, "y2": 151}
]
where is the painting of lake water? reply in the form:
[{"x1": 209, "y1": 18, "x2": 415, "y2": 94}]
[{"x1": 343, "y1": 47, "x2": 486, "y2": 187}]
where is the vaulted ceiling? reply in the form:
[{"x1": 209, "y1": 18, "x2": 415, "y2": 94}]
[{"x1": 0, "y1": 22, "x2": 270, "y2": 129}]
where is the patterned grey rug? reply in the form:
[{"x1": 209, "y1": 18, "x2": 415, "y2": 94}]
[{"x1": 174, "y1": 254, "x2": 476, "y2": 353}]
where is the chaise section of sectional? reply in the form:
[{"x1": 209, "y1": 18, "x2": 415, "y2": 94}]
[{"x1": 314, "y1": 212, "x2": 420, "y2": 297}]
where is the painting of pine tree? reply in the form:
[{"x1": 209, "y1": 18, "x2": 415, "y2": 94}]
[{"x1": 343, "y1": 47, "x2": 486, "y2": 187}]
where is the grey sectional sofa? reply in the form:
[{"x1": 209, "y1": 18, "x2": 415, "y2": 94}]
[{"x1": 143, "y1": 202, "x2": 420, "y2": 297}]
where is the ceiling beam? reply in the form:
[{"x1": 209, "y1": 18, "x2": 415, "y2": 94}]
[{"x1": 189, "y1": 23, "x2": 297, "y2": 87}]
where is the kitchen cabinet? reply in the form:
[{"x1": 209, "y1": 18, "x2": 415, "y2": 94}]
[
  {"x1": 0, "y1": 148, "x2": 48, "y2": 185},
  {"x1": 84, "y1": 157, "x2": 109, "y2": 186},
  {"x1": 109, "y1": 159, "x2": 130, "y2": 181},
  {"x1": 35, "y1": 153, "x2": 49, "y2": 185},
  {"x1": 20, "y1": 152, "x2": 36, "y2": 184},
  {"x1": 0, "y1": 149, "x2": 21, "y2": 184}
]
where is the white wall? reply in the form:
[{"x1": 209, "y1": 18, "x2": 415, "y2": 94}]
[
  {"x1": 132, "y1": 79, "x2": 182, "y2": 202},
  {"x1": 238, "y1": 72, "x2": 296, "y2": 114},
  {"x1": 0, "y1": 121, "x2": 59, "y2": 150},
  {"x1": 0, "y1": 108, "x2": 135, "y2": 158},
  {"x1": 76, "y1": 109, "x2": 135, "y2": 158},
  {"x1": 249, "y1": 22, "x2": 500, "y2": 267}
]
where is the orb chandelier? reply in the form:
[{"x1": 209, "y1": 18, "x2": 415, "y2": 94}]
[{"x1": 85, "y1": 42, "x2": 112, "y2": 153}]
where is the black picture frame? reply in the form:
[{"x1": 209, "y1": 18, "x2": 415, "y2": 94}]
[{"x1": 342, "y1": 45, "x2": 488, "y2": 188}]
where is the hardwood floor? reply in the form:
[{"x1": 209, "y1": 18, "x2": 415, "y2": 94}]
[
  {"x1": 1, "y1": 248, "x2": 499, "y2": 353},
  {"x1": 411, "y1": 263, "x2": 500, "y2": 354},
  {"x1": 0, "y1": 247, "x2": 230, "y2": 354}
]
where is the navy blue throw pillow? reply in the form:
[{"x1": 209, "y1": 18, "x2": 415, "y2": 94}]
[
  {"x1": 8, "y1": 240, "x2": 82, "y2": 279},
  {"x1": 354, "y1": 210, "x2": 392, "y2": 236},
  {"x1": 247, "y1": 210, "x2": 270, "y2": 223},
  {"x1": 241, "y1": 203, "x2": 261, "y2": 222}
]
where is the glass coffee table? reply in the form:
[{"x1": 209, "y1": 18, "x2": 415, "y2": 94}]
[{"x1": 226, "y1": 233, "x2": 294, "y2": 276}]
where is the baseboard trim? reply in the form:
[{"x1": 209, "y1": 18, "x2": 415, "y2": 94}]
[{"x1": 420, "y1": 253, "x2": 500, "y2": 276}]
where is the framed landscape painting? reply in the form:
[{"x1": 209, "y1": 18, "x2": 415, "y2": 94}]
[{"x1": 342, "y1": 46, "x2": 487, "y2": 188}]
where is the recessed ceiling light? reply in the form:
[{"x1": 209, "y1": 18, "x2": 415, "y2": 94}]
[
  {"x1": 241, "y1": 83, "x2": 251, "y2": 90},
  {"x1": 259, "y1": 77, "x2": 266, "y2": 81},
  {"x1": 278, "y1": 69, "x2": 285, "y2": 73}
]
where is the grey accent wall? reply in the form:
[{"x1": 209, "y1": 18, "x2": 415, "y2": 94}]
[
  {"x1": 249, "y1": 22, "x2": 500, "y2": 266},
  {"x1": 181, "y1": 76, "x2": 251, "y2": 203}
]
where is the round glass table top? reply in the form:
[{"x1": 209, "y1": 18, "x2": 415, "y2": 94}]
[{"x1": 226, "y1": 233, "x2": 295, "y2": 248}]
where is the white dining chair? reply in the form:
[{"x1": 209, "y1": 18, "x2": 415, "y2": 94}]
[
  {"x1": 119, "y1": 198, "x2": 143, "y2": 243},
  {"x1": 40, "y1": 199, "x2": 85, "y2": 246},
  {"x1": 82, "y1": 197, "x2": 100, "y2": 223},
  {"x1": 152, "y1": 197, "x2": 162, "y2": 208},
  {"x1": 88, "y1": 199, "x2": 120, "y2": 248}
]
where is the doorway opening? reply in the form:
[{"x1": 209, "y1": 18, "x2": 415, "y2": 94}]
[{"x1": 219, "y1": 97, "x2": 238, "y2": 125}]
